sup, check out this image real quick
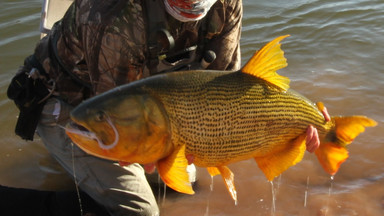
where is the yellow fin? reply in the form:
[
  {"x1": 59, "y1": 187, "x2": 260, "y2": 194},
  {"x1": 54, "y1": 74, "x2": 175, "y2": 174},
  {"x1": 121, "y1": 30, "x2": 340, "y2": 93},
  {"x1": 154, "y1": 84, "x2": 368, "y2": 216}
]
[
  {"x1": 207, "y1": 166, "x2": 237, "y2": 202},
  {"x1": 157, "y1": 145, "x2": 194, "y2": 194},
  {"x1": 315, "y1": 142, "x2": 348, "y2": 175},
  {"x1": 315, "y1": 115, "x2": 377, "y2": 175},
  {"x1": 316, "y1": 101, "x2": 331, "y2": 122},
  {"x1": 242, "y1": 35, "x2": 290, "y2": 91},
  {"x1": 255, "y1": 133, "x2": 306, "y2": 181},
  {"x1": 333, "y1": 116, "x2": 377, "y2": 146},
  {"x1": 207, "y1": 167, "x2": 221, "y2": 177},
  {"x1": 316, "y1": 101, "x2": 325, "y2": 111}
]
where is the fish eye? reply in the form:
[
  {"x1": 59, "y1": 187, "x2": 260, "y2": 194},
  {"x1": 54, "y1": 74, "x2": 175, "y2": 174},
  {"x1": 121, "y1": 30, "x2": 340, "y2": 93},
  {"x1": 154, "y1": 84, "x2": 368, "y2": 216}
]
[{"x1": 95, "y1": 111, "x2": 107, "y2": 122}]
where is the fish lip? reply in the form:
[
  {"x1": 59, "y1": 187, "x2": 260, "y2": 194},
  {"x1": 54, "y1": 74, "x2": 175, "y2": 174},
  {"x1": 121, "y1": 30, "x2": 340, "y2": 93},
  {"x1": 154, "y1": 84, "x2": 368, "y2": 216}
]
[
  {"x1": 65, "y1": 121, "x2": 98, "y2": 141},
  {"x1": 65, "y1": 117, "x2": 119, "y2": 150}
]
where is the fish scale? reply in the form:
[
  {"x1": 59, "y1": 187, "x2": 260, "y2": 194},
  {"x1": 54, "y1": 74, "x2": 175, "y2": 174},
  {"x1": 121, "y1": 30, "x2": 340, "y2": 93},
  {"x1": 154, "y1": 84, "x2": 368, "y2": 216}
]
[{"x1": 143, "y1": 71, "x2": 329, "y2": 166}]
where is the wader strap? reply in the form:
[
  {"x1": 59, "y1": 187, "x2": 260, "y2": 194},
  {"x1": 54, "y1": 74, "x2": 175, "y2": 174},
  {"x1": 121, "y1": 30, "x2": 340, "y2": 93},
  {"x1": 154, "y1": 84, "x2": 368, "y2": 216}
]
[
  {"x1": 144, "y1": 0, "x2": 175, "y2": 73},
  {"x1": 143, "y1": 1, "x2": 216, "y2": 75}
]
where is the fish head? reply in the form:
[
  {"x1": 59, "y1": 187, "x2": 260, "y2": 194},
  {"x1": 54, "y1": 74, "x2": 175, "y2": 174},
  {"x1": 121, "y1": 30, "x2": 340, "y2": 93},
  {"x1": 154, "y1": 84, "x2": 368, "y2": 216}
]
[{"x1": 66, "y1": 90, "x2": 172, "y2": 164}]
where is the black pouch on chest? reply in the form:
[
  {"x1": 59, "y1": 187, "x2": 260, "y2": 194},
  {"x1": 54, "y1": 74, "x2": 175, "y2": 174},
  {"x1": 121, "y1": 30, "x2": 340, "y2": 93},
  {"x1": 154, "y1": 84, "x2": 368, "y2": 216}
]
[{"x1": 7, "y1": 55, "x2": 51, "y2": 141}]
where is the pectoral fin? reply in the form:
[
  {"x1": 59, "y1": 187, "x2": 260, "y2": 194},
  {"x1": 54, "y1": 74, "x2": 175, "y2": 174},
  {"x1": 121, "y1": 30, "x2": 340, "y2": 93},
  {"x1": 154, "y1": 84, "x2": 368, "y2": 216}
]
[
  {"x1": 255, "y1": 134, "x2": 306, "y2": 181},
  {"x1": 157, "y1": 145, "x2": 194, "y2": 194},
  {"x1": 207, "y1": 166, "x2": 237, "y2": 202}
]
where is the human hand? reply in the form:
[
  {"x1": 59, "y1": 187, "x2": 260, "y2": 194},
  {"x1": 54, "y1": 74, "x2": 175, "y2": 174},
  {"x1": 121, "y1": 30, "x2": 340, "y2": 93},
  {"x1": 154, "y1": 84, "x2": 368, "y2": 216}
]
[
  {"x1": 305, "y1": 105, "x2": 331, "y2": 153},
  {"x1": 305, "y1": 125, "x2": 320, "y2": 153}
]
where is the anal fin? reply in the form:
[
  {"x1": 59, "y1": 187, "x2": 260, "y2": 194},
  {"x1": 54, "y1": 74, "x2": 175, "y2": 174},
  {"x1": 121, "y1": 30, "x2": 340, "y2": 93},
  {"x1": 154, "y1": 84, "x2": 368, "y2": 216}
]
[
  {"x1": 207, "y1": 166, "x2": 237, "y2": 202},
  {"x1": 207, "y1": 167, "x2": 221, "y2": 177},
  {"x1": 255, "y1": 134, "x2": 306, "y2": 181},
  {"x1": 157, "y1": 145, "x2": 194, "y2": 194}
]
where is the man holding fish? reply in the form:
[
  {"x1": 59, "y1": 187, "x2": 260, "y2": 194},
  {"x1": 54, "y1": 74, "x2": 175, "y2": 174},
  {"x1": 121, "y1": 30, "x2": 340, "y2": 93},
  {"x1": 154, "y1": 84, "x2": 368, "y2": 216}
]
[{"x1": 8, "y1": 0, "x2": 331, "y2": 215}]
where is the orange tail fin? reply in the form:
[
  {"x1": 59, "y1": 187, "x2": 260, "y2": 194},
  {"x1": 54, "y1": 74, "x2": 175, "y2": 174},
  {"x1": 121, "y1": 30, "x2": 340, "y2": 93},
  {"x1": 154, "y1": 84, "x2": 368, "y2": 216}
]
[{"x1": 315, "y1": 116, "x2": 377, "y2": 175}]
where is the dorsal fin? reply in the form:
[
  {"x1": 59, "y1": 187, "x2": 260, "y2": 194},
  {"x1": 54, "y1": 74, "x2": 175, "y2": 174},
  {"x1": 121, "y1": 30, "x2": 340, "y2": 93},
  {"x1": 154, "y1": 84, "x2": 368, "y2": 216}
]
[{"x1": 241, "y1": 35, "x2": 290, "y2": 92}]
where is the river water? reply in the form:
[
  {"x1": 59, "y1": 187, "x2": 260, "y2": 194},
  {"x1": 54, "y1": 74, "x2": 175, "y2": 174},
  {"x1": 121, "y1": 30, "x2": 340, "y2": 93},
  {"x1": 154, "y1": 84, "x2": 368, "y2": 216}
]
[{"x1": 1, "y1": 0, "x2": 383, "y2": 215}]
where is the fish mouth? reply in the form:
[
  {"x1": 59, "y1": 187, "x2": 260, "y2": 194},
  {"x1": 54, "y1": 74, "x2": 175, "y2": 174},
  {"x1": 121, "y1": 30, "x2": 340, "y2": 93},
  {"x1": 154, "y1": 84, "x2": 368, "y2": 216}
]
[{"x1": 65, "y1": 116, "x2": 120, "y2": 150}]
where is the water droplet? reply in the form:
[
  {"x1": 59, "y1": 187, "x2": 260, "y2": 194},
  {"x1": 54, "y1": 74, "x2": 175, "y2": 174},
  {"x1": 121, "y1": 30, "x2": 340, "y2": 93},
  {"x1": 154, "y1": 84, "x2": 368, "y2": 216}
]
[
  {"x1": 210, "y1": 176, "x2": 214, "y2": 191},
  {"x1": 205, "y1": 176, "x2": 214, "y2": 216},
  {"x1": 162, "y1": 183, "x2": 167, "y2": 205},
  {"x1": 304, "y1": 176, "x2": 310, "y2": 207},
  {"x1": 324, "y1": 175, "x2": 335, "y2": 216},
  {"x1": 270, "y1": 181, "x2": 276, "y2": 216},
  {"x1": 157, "y1": 174, "x2": 162, "y2": 204}
]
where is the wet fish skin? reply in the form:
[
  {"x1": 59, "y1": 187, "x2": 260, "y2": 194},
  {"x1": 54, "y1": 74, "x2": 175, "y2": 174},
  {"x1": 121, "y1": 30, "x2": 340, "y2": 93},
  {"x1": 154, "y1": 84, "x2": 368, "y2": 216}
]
[
  {"x1": 140, "y1": 70, "x2": 328, "y2": 166},
  {"x1": 66, "y1": 35, "x2": 377, "y2": 201}
]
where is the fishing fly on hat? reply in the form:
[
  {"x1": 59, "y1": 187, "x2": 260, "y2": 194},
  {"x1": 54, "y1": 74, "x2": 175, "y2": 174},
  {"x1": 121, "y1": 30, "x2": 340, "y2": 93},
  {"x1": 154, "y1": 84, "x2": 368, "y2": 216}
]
[{"x1": 165, "y1": 0, "x2": 218, "y2": 22}]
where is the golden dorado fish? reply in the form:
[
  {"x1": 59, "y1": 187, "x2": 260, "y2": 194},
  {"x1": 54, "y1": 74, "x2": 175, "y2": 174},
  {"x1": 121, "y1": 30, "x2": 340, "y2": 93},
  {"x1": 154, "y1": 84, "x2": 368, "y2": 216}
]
[{"x1": 66, "y1": 35, "x2": 377, "y2": 202}]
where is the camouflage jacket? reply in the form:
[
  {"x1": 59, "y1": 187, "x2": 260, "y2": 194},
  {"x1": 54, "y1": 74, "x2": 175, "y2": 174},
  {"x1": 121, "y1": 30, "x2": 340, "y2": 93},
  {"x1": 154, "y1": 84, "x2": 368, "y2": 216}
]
[{"x1": 33, "y1": 0, "x2": 242, "y2": 105}]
